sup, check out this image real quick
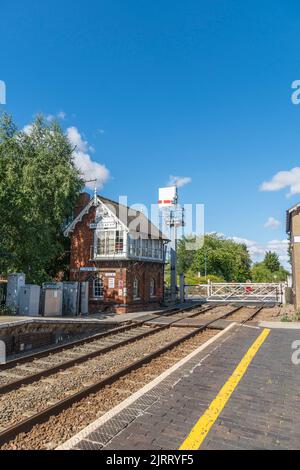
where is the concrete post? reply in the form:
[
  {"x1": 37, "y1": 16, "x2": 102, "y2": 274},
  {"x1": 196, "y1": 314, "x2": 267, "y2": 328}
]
[
  {"x1": 207, "y1": 279, "x2": 212, "y2": 298},
  {"x1": 281, "y1": 283, "x2": 286, "y2": 305}
]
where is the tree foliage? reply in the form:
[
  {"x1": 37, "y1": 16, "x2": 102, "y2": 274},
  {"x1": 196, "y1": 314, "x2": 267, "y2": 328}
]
[
  {"x1": 263, "y1": 251, "x2": 281, "y2": 272},
  {"x1": 251, "y1": 251, "x2": 288, "y2": 282},
  {"x1": 177, "y1": 233, "x2": 252, "y2": 283},
  {"x1": 0, "y1": 113, "x2": 83, "y2": 283}
]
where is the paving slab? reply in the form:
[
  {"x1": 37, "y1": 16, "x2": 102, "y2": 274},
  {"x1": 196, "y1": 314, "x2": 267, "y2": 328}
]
[
  {"x1": 258, "y1": 321, "x2": 300, "y2": 329},
  {"x1": 58, "y1": 322, "x2": 300, "y2": 450}
]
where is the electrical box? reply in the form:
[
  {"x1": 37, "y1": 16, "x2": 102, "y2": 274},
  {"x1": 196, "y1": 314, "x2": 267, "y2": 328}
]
[
  {"x1": 80, "y1": 282, "x2": 89, "y2": 315},
  {"x1": 63, "y1": 282, "x2": 79, "y2": 316},
  {"x1": 41, "y1": 283, "x2": 63, "y2": 317},
  {"x1": 6, "y1": 273, "x2": 25, "y2": 314},
  {"x1": 0, "y1": 281, "x2": 7, "y2": 306},
  {"x1": 19, "y1": 285, "x2": 41, "y2": 317}
]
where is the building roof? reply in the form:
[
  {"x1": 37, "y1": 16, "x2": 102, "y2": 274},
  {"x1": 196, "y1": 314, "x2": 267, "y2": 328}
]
[
  {"x1": 286, "y1": 202, "x2": 300, "y2": 233},
  {"x1": 64, "y1": 194, "x2": 169, "y2": 240}
]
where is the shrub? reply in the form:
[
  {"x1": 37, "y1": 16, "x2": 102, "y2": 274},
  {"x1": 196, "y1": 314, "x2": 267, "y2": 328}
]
[
  {"x1": 281, "y1": 315, "x2": 292, "y2": 322},
  {"x1": 0, "y1": 304, "x2": 14, "y2": 316}
]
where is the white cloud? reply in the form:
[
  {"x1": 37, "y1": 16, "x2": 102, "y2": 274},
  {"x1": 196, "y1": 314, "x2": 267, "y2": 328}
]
[
  {"x1": 46, "y1": 111, "x2": 66, "y2": 122},
  {"x1": 66, "y1": 126, "x2": 110, "y2": 190},
  {"x1": 23, "y1": 124, "x2": 33, "y2": 135},
  {"x1": 260, "y1": 167, "x2": 300, "y2": 196},
  {"x1": 57, "y1": 111, "x2": 66, "y2": 120},
  {"x1": 231, "y1": 236, "x2": 289, "y2": 267},
  {"x1": 264, "y1": 217, "x2": 280, "y2": 229},
  {"x1": 168, "y1": 175, "x2": 192, "y2": 188},
  {"x1": 22, "y1": 123, "x2": 109, "y2": 190}
]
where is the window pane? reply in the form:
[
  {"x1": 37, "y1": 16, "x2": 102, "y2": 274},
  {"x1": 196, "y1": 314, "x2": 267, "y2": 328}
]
[
  {"x1": 133, "y1": 278, "x2": 139, "y2": 299},
  {"x1": 97, "y1": 232, "x2": 105, "y2": 255},
  {"x1": 150, "y1": 278, "x2": 156, "y2": 297},
  {"x1": 94, "y1": 277, "x2": 103, "y2": 298},
  {"x1": 107, "y1": 231, "x2": 115, "y2": 254},
  {"x1": 142, "y1": 239, "x2": 147, "y2": 256},
  {"x1": 115, "y1": 230, "x2": 124, "y2": 253}
]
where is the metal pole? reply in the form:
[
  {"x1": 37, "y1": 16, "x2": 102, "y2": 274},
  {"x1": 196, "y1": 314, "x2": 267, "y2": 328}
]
[
  {"x1": 180, "y1": 273, "x2": 185, "y2": 303},
  {"x1": 170, "y1": 216, "x2": 177, "y2": 303}
]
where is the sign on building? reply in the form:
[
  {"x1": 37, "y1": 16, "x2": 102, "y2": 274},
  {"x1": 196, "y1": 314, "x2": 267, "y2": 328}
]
[{"x1": 79, "y1": 267, "x2": 99, "y2": 272}]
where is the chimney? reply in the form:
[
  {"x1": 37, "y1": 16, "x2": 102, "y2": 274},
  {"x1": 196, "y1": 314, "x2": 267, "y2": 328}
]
[{"x1": 74, "y1": 192, "x2": 91, "y2": 217}]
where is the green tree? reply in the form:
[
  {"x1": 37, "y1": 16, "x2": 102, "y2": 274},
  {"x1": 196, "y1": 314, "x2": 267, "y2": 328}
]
[
  {"x1": 0, "y1": 113, "x2": 83, "y2": 283},
  {"x1": 251, "y1": 262, "x2": 288, "y2": 282},
  {"x1": 251, "y1": 263, "x2": 274, "y2": 282},
  {"x1": 263, "y1": 251, "x2": 280, "y2": 273},
  {"x1": 178, "y1": 233, "x2": 252, "y2": 283},
  {"x1": 177, "y1": 237, "x2": 199, "y2": 274}
]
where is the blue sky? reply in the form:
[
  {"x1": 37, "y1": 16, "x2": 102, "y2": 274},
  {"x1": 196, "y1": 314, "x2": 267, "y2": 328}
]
[{"x1": 1, "y1": 0, "x2": 300, "y2": 265}]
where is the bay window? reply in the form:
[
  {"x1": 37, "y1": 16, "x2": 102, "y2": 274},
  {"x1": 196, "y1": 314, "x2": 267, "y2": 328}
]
[{"x1": 96, "y1": 230, "x2": 125, "y2": 256}]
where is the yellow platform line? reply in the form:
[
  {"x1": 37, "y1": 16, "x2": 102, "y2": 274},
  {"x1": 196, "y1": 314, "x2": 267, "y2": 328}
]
[{"x1": 179, "y1": 328, "x2": 270, "y2": 450}]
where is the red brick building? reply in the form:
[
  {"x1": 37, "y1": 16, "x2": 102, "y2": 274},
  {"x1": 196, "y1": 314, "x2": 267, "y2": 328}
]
[{"x1": 64, "y1": 193, "x2": 169, "y2": 314}]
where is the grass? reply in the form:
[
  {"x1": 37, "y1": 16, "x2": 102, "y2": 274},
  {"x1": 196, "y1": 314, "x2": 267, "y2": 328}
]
[{"x1": 281, "y1": 315, "x2": 292, "y2": 322}]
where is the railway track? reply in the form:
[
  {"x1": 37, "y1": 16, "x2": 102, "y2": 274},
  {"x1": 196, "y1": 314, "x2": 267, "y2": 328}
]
[
  {"x1": 222, "y1": 305, "x2": 264, "y2": 323},
  {"x1": 1, "y1": 328, "x2": 217, "y2": 450},
  {"x1": 0, "y1": 305, "x2": 196, "y2": 371},
  {"x1": 0, "y1": 303, "x2": 238, "y2": 393},
  {"x1": 0, "y1": 303, "x2": 265, "y2": 448},
  {"x1": 0, "y1": 303, "x2": 214, "y2": 392}
]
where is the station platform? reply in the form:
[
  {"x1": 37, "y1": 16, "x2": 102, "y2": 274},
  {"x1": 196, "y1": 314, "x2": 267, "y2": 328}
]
[
  {"x1": 58, "y1": 322, "x2": 300, "y2": 451},
  {"x1": 0, "y1": 301, "x2": 200, "y2": 329}
]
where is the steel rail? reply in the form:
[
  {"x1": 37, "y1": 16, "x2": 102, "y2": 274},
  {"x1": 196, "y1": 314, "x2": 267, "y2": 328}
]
[
  {"x1": 0, "y1": 304, "x2": 243, "y2": 447},
  {"x1": 240, "y1": 305, "x2": 265, "y2": 323},
  {"x1": 0, "y1": 304, "x2": 211, "y2": 393},
  {"x1": 0, "y1": 302, "x2": 205, "y2": 371}
]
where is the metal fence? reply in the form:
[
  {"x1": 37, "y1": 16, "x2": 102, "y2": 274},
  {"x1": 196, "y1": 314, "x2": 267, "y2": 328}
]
[{"x1": 185, "y1": 282, "x2": 285, "y2": 304}]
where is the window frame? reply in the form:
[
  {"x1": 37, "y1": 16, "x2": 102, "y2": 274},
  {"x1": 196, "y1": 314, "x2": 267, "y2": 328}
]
[
  {"x1": 93, "y1": 276, "x2": 104, "y2": 299},
  {"x1": 133, "y1": 277, "x2": 140, "y2": 300},
  {"x1": 150, "y1": 277, "x2": 156, "y2": 298},
  {"x1": 96, "y1": 229, "x2": 125, "y2": 256}
]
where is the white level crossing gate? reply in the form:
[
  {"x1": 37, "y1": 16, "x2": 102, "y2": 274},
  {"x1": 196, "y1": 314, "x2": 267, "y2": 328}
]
[{"x1": 185, "y1": 282, "x2": 285, "y2": 304}]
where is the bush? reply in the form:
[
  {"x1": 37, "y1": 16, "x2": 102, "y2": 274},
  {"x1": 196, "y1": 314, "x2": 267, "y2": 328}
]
[
  {"x1": 184, "y1": 272, "x2": 225, "y2": 285},
  {"x1": 0, "y1": 304, "x2": 14, "y2": 316}
]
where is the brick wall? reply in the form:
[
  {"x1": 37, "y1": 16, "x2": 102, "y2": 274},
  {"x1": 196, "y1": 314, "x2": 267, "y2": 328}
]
[
  {"x1": 68, "y1": 198, "x2": 165, "y2": 314},
  {"x1": 74, "y1": 192, "x2": 91, "y2": 217},
  {"x1": 70, "y1": 205, "x2": 96, "y2": 271},
  {"x1": 71, "y1": 260, "x2": 164, "y2": 314}
]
